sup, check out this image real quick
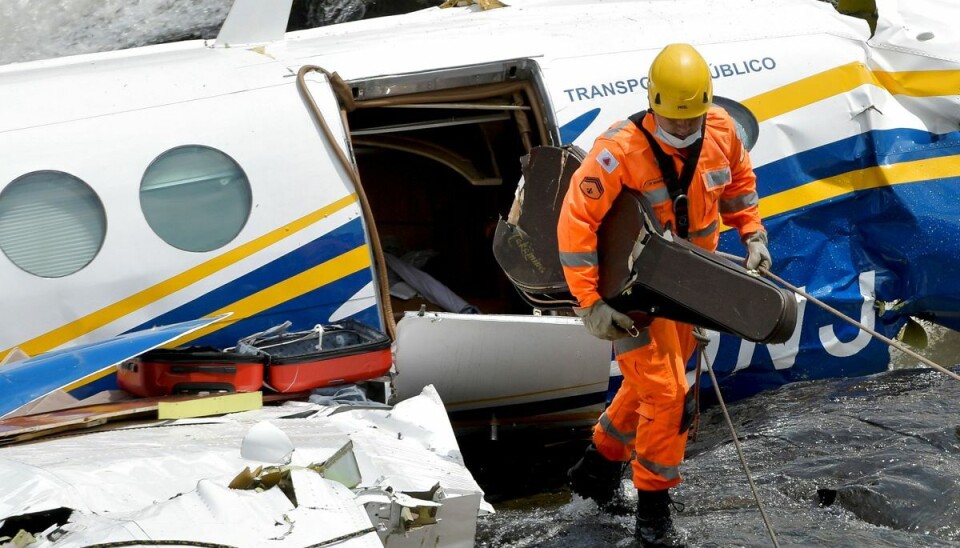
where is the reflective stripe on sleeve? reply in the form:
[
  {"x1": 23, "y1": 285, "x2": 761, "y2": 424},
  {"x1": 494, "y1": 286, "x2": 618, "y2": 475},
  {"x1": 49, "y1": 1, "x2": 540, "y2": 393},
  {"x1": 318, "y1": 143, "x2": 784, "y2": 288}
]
[
  {"x1": 559, "y1": 250, "x2": 599, "y2": 268},
  {"x1": 720, "y1": 191, "x2": 759, "y2": 214}
]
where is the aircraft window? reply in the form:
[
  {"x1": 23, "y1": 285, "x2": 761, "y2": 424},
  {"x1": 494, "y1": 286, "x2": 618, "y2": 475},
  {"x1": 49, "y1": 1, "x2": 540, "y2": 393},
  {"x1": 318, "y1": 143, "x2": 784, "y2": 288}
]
[
  {"x1": 712, "y1": 96, "x2": 760, "y2": 151},
  {"x1": 0, "y1": 171, "x2": 106, "y2": 278},
  {"x1": 140, "y1": 145, "x2": 252, "y2": 252}
]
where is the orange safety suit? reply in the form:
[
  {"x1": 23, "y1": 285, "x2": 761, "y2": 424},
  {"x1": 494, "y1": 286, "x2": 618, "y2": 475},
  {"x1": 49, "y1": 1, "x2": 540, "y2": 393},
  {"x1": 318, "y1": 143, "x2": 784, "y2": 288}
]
[{"x1": 558, "y1": 107, "x2": 764, "y2": 492}]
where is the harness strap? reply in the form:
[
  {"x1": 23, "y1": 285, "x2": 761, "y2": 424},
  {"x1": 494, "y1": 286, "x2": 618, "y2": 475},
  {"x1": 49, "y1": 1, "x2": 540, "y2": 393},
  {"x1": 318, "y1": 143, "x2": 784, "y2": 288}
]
[{"x1": 629, "y1": 110, "x2": 704, "y2": 239}]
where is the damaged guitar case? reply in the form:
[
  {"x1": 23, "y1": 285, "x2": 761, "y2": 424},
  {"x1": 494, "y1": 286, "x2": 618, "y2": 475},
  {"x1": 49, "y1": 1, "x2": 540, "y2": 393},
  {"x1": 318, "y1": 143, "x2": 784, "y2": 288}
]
[{"x1": 492, "y1": 145, "x2": 796, "y2": 344}]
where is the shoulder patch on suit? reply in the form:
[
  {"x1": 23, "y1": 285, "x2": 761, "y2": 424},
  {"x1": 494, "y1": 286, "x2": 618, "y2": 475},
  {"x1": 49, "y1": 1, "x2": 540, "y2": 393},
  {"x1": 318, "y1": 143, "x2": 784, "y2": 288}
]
[
  {"x1": 580, "y1": 176, "x2": 604, "y2": 200},
  {"x1": 596, "y1": 148, "x2": 619, "y2": 173}
]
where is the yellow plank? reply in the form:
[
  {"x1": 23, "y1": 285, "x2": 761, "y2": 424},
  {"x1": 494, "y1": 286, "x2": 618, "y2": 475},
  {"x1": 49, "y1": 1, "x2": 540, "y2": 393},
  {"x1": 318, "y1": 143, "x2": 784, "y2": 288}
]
[{"x1": 158, "y1": 392, "x2": 263, "y2": 419}]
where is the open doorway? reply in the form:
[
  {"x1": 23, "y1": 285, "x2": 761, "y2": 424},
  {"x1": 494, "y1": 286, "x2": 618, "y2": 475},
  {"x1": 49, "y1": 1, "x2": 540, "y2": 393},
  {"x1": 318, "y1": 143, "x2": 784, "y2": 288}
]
[{"x1": 343, "y1": 61, "x2": 556, "y2": 321}]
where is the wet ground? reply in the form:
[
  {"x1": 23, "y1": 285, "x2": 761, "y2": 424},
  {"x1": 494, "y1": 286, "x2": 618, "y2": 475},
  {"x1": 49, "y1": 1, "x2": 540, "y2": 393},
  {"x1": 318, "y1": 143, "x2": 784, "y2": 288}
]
[{"x1": 469, "y1": 325, "x2": 960, "y2": 547}]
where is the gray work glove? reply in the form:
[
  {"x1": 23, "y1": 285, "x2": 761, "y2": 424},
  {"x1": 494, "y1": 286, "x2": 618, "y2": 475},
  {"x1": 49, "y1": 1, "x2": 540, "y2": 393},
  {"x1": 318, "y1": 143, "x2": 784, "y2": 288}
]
[
  {"x1": 575, "y1": 300, "x2": 635, "y2": 341},
  {"x1": 743, "y1": 231, "x2": 773, "y2": 272}
]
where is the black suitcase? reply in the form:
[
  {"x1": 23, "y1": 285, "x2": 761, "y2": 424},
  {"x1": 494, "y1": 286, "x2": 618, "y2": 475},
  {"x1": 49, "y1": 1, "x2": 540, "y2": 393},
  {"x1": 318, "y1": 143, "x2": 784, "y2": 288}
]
[
  {"x1": 492, "y1": 145, "x2": 796, "y2": 344},
  {"x1": 597, "y1": 189, "x2": 796, "y2": 344}
]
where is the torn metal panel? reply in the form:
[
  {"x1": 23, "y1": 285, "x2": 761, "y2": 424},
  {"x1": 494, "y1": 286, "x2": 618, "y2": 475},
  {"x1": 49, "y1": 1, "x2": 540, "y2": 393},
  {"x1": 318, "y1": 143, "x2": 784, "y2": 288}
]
[
  {"x1": 492, "y1": 145, "x2": 584, "y2": 306},
  {"x1": 0, "y1": 386, "x2": 487, "y2": 547}
]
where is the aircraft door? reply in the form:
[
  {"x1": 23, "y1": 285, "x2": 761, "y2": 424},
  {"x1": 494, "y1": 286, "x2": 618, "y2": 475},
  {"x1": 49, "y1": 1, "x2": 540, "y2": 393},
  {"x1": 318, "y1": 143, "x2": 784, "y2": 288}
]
[{"x1": 296, "y1": 66, "x2": 396, "y2": 340}]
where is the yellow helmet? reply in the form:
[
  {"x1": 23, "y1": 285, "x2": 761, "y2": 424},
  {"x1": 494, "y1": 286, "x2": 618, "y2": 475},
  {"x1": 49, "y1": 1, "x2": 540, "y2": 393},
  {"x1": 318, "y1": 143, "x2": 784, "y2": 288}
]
[{"x1": 647, "y1": 43, "x2": 713, "y2": 119}]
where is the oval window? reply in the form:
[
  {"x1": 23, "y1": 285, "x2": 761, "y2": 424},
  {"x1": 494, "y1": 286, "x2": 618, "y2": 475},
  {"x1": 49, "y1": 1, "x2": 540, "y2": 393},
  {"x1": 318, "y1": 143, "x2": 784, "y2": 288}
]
[
  {"x1": 140, "y1": 145, "x2": 252, "y2": 252},
  {"x1": 0, "y1": 171, "x2": 106, "y2": 278},
  {"x1": 712, "y1": 96, "x2": 760, "y2": 151}
]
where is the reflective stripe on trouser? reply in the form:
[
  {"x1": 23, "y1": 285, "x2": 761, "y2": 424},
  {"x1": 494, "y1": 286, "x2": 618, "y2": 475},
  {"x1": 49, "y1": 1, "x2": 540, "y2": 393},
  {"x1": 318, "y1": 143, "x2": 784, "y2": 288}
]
[{"x1": 592, "y1": 318, "x2": 696, "y2": 491}]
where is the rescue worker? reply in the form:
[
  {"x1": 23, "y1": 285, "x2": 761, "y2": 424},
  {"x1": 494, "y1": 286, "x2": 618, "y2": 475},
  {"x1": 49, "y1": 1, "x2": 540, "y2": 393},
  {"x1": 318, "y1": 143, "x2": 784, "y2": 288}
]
[{"x1": 557, "y1": 43, "x2": 772, "y2": 547}]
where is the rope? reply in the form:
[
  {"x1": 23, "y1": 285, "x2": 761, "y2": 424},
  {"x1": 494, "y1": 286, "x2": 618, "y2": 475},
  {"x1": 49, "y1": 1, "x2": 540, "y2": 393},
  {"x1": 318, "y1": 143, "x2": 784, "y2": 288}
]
[
  {"x1": 762, "y1": 267, "x2": 960, "y2": 382},
  {"x1": 715, "y1": 251, "x2": 958, "y2": 382},
  {"x1": 295, "y1": 65, "x2": 397, "y2": 341},
  {"x1": 304, "y1": 526, "x2": 379, "y2": 547},
  {"x1": 84, "y1": 541, "x2": 237, "y2": 548},
  {"x1": 693, "y1": 328, "x2": 781, "y2": 548},
  {"x1": 691, "y1": 251, "x2": 958, "y2": 547},
  {"x1": 83, "y1": 526, "x2": 378, "y2": 548}
]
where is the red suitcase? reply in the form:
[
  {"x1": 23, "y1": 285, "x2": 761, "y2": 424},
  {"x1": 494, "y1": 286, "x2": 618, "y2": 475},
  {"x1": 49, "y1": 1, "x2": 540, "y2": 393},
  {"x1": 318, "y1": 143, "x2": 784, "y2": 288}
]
[
  {"x1": 118, "y1": 348, "x2": 265, "y2": 397},
  {"x1": 252, "y1": 320, "x2": 391, "y2": 393}
]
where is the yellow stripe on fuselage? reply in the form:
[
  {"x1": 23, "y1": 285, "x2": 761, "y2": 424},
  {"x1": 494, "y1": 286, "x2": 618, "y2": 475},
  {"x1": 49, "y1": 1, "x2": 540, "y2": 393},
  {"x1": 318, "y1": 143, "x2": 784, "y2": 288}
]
[
  {"x1": 2, "y1": 194, "x2": 359, "y2": 361},
  {"x1": 743, "y1": 63, "x2": 960, "y2": 123},
  {"x1": 62, "y1": 366, "x2": 123, "y2": 391},
  {"x1": 171, "y1": 245, "x2": 372, "y2": 346},
  {"x1": 60, "y1": 243, "x2": 372, "y2": 392},
  {"x1": 873, "y1": 69, "x2": 960, "y2": 98},
  {"x1": 722, "y1": 154, "x2": 960, "y2": 232},
  {"x1": 719, "y1": 63, "x2": 960, "y2": 231},
  {"x1": 759, "y1": 154, "x2": 960, "y2": 219}
]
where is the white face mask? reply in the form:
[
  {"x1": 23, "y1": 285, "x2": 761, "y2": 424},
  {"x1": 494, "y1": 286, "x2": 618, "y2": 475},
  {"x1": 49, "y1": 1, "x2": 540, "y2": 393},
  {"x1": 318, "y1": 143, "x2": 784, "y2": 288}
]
[{"x1": 654, "y1": 123, "x2": 702, "y2": 149}]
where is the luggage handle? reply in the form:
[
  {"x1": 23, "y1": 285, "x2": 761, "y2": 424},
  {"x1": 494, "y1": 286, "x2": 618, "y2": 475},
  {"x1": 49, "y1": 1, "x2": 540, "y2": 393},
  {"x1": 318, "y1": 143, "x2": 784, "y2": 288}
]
[{"x1": 170, "y1": 365, "x2": 238, "y2": 374}]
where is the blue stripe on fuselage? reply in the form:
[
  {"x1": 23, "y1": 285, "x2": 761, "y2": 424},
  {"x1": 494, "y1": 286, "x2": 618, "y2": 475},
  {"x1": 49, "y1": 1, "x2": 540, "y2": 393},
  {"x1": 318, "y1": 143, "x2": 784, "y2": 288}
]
[
  {"x1": 755, "y1": 128, "x2": 960, "y2": 196},
  {"x1": 127, "y1": 218, "x2": 372, "y2": 342},
  {"x1": 183, "y1": 268, "x2": 381, "y2": 348},
  {"x1": 559, "y1": 108, "x2": 601, "y2": 145}
]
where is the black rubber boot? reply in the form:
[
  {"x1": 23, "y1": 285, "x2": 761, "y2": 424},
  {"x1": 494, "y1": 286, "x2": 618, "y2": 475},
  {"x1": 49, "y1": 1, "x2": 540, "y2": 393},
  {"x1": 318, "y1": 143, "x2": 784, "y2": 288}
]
[
  {"x1": 635, "y1": 489, "x2": 685, "y2": 547},
  {"x1": 566, "y1": 443, "x2": 627, "y2": 507}
]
